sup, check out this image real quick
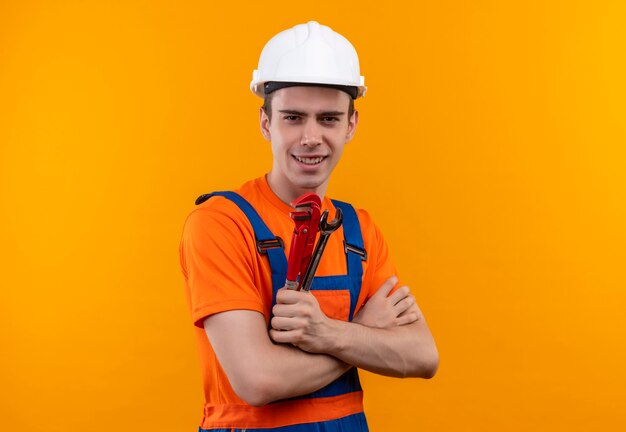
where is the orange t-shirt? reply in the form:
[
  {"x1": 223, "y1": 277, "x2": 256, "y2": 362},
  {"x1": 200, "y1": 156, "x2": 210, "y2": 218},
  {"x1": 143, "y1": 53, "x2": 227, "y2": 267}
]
[{"x1": 179, "y1": 176, "x2": 397, "y2": 429}]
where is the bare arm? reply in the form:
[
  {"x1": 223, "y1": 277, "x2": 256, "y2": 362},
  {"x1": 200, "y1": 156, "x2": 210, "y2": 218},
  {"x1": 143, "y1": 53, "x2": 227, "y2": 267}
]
[
  {"x1": 270, "y1": 277, "x2": 439, "y2": 378},
  {"x1": 204, "y1": 310, "x2": 350, "y2": 407},
  {"x1": 203, "y1": 277, "x2": 421, "y2": 406},
  {"x1": 327, "y1": 307, "x2": 437, "y2": 378}
]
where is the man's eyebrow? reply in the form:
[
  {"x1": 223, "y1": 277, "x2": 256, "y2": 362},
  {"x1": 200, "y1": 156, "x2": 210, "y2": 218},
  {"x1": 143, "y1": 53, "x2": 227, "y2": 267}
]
[
  {"x1": 278, "y1": 110, "x2": 307, "y2": 116},
  {"x1": 318, "y1": 111, "x2": 345, "y2": 116},
  {"x1": 277, "y1": 110, "x2": 346, "y2": 116}
]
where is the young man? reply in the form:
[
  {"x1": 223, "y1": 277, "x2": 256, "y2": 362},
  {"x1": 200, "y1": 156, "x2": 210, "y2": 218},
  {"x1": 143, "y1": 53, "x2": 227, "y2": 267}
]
[{"x1": 180, "y1": 21, "x2": 438, "y2": 431}]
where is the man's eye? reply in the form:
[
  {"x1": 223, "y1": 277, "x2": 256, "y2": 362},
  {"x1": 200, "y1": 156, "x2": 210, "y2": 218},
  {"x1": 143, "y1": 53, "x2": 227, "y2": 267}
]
[
  {"x1": 284, "y1": 115, "x2": 300, "y2": 121},
  {"x1": 321, "y1": 117, "x2": 339, "y2": 123}
]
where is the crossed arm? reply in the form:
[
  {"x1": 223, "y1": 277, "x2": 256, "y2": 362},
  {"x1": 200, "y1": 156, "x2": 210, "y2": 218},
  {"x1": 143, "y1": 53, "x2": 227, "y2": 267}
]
[{"x1": 203, "y1": 277, "x2": 438, "y2": 406}]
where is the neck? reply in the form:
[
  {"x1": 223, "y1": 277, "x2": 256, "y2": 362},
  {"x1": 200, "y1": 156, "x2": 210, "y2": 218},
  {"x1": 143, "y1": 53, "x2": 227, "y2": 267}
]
[{"x1": 266, "y1": 172, "x2": 328, "y2": 207}]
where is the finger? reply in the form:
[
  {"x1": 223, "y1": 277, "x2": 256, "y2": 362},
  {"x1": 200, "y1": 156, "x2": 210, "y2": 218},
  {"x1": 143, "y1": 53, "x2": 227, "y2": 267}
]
[
  {"x1": 269, "y1": 328, "x2": 302, "y2": 345},
  {"x1": 372, "y1": 276, "x2": 398, "y2": 299},
  {"x1": 272, "y1": 303, "x2": 299, "y2": 318},
  {"x1": 393, "y1": 295, "x2": 415, "y2": 316},
  {"x1": 388, "y1": 285, "x2": 410, "y2": 305},
  {"x1": 271, "y1": 316, "x2": 303, "y2": 331},
  {"x1": 276, "y1": 288, "x2": 308, "y2": 304},
  {"x1": 396, "y1": 313, "x2": 419, "y2": 326},
  {"x1": 398, "y1": 303, "x2": 422, "y2": 319}
]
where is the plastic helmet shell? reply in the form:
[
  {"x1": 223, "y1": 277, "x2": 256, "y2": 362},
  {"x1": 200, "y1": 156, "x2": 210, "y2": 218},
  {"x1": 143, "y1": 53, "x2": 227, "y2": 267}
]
[{"x1": 250, "y1": 21, "x2": 366, "y2": 99}]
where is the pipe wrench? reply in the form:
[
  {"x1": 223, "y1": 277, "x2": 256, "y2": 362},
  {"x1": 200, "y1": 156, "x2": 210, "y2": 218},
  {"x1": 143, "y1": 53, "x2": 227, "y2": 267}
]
[{"x1": 285, "y1": 193, "x2": 321, "y2": 290}]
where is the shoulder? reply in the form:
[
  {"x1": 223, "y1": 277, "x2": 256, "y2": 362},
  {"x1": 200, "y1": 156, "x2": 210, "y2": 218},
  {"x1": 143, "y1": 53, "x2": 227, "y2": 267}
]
[
  {"x1": 182, "y1": 194, "x2": 255, "y2": 244},
  {"x1": 331, "y1": 199, "x2": 381, "y2": 236},
  {"x1": 186, "y1": 194, "x2": 244, "y2": 224},
  {"x1": 354, "y1": 207, "x2": 376, "y2": 229},
  {"x1": 355, "y1": 207, "x2": 386, "y2": 250},
  {"x1": 330, "y1": 199, "x2": 386, "y2": 255}
]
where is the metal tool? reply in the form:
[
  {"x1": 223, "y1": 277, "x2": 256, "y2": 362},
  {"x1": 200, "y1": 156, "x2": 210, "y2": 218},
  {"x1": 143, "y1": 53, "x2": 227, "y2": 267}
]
[
  {"x1": 298, "y1": 208, "x2": 343, "y2": 292},
  {"x1": 285, "y1": 193, "x2": 321, "y2": 290}
]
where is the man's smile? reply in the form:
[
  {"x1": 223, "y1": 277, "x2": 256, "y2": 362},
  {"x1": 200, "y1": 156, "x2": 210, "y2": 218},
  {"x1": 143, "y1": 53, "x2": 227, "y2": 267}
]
[{"x1": 292, "y1": 155, "x2": 328, "y2": 166}]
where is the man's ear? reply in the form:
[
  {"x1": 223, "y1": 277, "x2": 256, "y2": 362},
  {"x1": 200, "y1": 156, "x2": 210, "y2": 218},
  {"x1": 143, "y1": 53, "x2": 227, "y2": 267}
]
[
  {"x1": 259, "y1": 107, "x2": 271, "y2": 141},
  {"x1": 346, "y1": 110, "x2": 359, "y2": 142}
]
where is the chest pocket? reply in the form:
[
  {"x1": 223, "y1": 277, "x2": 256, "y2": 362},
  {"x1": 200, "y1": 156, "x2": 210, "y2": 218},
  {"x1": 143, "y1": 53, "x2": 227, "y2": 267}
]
[
  {"x1": 311, "y1": 289, "x2": 350, "y2": 321},
  {"x1": 308, "y1": 272, "x2": 359, "y2": 322}
]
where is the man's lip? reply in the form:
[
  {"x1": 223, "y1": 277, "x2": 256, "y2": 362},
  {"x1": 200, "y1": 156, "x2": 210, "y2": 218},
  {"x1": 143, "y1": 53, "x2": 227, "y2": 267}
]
[{"x1": 291, "y1": 154, "x2": 328, "y2": 158}]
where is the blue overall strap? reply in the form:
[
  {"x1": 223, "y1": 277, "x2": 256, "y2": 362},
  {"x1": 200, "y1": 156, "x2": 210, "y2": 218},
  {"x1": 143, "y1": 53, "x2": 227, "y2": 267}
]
[
  {"x1": 195, "y1": 192, "x2": 288, "y2": 294},
  {"x1": 330, "y1": 199, "x2": 367, "y2": 321}
]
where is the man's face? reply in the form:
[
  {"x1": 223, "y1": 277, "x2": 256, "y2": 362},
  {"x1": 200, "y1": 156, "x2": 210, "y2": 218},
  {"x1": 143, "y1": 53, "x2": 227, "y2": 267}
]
[{"x1": 260, "y1": 86, "x2": 358, "y2": 200}]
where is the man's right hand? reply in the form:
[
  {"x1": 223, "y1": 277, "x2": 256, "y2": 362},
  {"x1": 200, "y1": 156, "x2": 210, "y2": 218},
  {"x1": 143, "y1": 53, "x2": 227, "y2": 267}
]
[{"x1": 352, "y1": 276, "x2": 421, "y2": 329}]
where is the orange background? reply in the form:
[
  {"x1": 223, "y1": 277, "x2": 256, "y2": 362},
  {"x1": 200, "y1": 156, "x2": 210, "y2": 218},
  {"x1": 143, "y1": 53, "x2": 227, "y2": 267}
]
[{"x1": 1, "y1": 1, "x2": 625, "y2": 431}]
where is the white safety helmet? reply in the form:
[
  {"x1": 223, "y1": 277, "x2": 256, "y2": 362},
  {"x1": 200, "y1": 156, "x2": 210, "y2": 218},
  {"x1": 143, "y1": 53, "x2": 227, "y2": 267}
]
[{"x1": 250, "y1": 21, "x2": 366, "y2": 99}]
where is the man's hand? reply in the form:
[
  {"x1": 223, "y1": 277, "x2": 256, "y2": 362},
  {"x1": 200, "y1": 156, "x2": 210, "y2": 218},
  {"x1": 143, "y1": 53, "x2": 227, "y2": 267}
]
[
  {"x1": 353, "y1": 276, "x2": 420, "y2": 329},
  {"x1": 269, "y1": 288, "x2": 338, "y2": 353}
]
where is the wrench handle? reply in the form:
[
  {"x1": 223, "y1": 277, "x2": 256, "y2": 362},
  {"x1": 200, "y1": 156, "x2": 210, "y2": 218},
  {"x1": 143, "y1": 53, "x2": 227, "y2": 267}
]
[
  {"x1": 299, "y1": 233, "x2": 331, "y2": 292},
  {"x1": 284, "y1": 279, "x2": 300, "y2": 290}
]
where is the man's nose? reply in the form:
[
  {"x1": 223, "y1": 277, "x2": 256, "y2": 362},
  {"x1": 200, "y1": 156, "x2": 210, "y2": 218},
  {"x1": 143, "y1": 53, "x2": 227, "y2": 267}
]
[{"x1": 301, "y1": 119, "x2": 322, "y2": 147}]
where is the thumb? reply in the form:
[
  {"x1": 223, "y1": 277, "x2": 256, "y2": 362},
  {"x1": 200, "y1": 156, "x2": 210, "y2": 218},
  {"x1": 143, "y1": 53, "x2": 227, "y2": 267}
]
[{"x1": 372, "y1": 276, "x2": 398, "y2": 299}]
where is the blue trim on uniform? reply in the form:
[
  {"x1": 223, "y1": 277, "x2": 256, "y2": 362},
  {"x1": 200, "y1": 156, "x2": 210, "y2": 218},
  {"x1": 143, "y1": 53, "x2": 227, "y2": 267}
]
[
  {"x1": 198, "y1": 411, "x2": 369, "y2": 432},
  {"x1": 330, "y1": 200, "x2": 365, "y2": 321}
]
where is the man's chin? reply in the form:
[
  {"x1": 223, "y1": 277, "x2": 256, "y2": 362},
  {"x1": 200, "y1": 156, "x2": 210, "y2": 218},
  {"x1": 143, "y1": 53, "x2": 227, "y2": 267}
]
[
  {"x1": 291, "y1": 177, "x2": 326, "y2": 193},
  {"x1": 295, "y1": 184, "x2": 322, "y2": 192}
]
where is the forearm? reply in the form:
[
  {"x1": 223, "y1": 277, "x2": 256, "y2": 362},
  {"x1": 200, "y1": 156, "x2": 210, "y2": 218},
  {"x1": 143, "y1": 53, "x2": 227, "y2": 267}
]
[
  {"x1": 204, "y1": 310, "x2": 350, "y2": 407},
  {"x1": 252, "y1": 339, "x2": 351, "y2": 403},
  {"x1": 270, "y1": 286, "x2": 439, "y2": 379},
  {"x1": 325, "y1": 319, "x2": 439, "y2": 378}
]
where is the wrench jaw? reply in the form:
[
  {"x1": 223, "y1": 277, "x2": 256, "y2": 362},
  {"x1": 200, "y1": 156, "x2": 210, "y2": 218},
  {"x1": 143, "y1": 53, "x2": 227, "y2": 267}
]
[
  {"x1": 320, "y1": 207, "x2": 343, "y2": 234},
  {"x1": 285, "y1": 193, "x2": 322, "y2": 290}
]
